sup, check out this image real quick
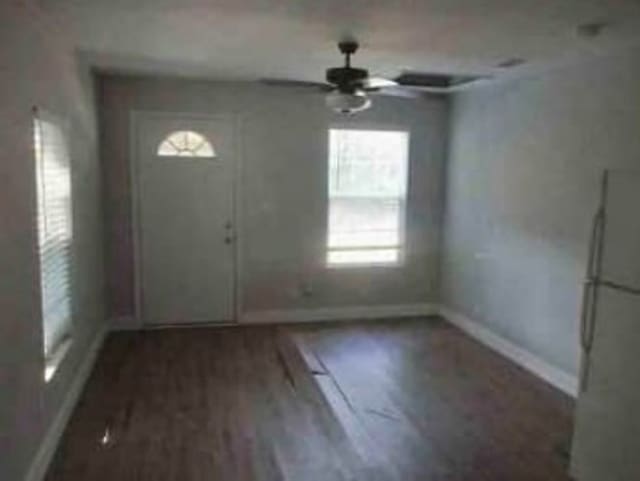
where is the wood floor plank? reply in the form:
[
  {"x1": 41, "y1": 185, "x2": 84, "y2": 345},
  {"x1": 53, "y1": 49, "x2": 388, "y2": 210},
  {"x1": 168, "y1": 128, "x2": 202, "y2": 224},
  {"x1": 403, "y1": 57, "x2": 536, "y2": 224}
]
[{"x1": 45, "y1": 317, "x2": 573, "y2": 481}]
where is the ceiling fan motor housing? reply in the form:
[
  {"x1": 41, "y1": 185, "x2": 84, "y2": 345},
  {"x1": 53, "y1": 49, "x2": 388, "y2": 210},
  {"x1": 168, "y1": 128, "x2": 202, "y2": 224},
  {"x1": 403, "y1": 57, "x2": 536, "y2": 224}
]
[{"x1": 326, "y1": 67, "x2": 369, "y2": 92}]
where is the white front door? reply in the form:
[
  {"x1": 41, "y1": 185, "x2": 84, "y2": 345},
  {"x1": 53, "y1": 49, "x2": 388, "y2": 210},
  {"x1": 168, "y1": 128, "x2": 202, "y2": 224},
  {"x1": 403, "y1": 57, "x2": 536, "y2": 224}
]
[{"x1": 135, "y1": 113, "x2": 236, "y2": 325}]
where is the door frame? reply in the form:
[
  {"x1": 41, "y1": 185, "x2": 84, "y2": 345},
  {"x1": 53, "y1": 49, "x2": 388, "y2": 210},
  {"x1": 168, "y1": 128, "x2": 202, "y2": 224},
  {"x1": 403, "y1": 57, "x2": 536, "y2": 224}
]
[{"x1": 129, "y1": 110, "x2": 244, "y2": 327}]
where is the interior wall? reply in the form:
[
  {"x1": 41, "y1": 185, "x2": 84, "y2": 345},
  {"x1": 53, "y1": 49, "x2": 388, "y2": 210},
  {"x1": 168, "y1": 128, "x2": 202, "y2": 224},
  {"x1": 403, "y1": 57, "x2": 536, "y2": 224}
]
[
  {"x1": 0, "y1": 3, "x2": 105, "y2": 480},
  {"x1": 99, "y1": 75, "x2": 449, "y2": 321},
  {"x1": 442, "y1": 48, "x2": 640, "y2": 376}
]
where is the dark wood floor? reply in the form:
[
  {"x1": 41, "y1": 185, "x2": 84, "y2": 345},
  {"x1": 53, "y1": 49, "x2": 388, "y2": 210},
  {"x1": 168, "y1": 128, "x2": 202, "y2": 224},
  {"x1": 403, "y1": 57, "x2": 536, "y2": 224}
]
[{"x1": 46, "y1": 317, "x2": 574, "y2": 481}]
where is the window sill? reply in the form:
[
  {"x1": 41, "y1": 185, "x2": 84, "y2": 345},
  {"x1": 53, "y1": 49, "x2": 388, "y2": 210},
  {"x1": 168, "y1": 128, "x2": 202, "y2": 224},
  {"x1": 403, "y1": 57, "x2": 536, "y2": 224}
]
[
  {"x1": 327, "y1": 263, "x2": 404, "y2": 269},
  {"x1": 44, "y1": 337, "x2": 73, "y2": 383},
  {"x1": 326, "y1": 248, "x2": 405, "y2": 269}
]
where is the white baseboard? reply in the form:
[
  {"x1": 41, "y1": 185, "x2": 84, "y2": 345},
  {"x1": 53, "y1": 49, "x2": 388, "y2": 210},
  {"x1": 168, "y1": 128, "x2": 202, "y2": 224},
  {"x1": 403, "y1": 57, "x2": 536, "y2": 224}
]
[
  {"x1": 438, "y1": 306, "x2": 578, "y2": 397},
  {"x1": 111, "y1": 304, "x2": 438, "y2": 330},
  {"x1": 241, "y1": 303, "x2": 439, "y2": 324},
  {"x1": 24, "y1": 324, "x2": 108, "y2": 481}
]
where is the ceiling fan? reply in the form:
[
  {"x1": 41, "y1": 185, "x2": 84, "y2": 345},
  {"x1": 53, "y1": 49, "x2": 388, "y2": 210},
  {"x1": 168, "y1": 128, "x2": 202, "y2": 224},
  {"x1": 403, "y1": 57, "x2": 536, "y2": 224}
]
[{"x1": 261, "y1": 40, "x2": 483, "y2": 114}]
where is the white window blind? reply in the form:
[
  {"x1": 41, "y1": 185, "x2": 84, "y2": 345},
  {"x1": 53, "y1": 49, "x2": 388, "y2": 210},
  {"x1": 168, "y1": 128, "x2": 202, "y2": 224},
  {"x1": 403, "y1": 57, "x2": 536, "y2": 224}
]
[
  {"x1": 327, "y1": 129, "x2": 409, "y2": 266},
  {"x1": 33, "y1": 109, "x2": 73, "y2": 371}
]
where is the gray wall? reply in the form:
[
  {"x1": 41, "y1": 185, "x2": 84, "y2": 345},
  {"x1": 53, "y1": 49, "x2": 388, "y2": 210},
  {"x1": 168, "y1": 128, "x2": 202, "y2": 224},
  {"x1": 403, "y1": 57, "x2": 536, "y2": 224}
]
[
  {"x1": 0, "y1": 3, "x2": 105, "y2": 480},
  {"x1": 99, "y1": 76, "x2": 449, "y2": 320},
  {"x1": 442, "y1": 49, "x2": 640, "y2": 376}
]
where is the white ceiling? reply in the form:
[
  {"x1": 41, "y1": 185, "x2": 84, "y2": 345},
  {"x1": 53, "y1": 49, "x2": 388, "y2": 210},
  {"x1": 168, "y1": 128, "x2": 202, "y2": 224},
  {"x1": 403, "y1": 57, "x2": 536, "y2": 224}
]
[{"x1": 42, "y1": 0, "x2": 640, "y2": 84}]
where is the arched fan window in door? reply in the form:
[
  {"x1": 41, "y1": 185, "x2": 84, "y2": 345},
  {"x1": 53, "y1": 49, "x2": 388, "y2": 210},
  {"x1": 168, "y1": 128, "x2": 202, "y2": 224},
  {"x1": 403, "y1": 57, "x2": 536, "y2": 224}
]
[{"x1": 157, "y1": 130, "x2": 216, "y2": 158}]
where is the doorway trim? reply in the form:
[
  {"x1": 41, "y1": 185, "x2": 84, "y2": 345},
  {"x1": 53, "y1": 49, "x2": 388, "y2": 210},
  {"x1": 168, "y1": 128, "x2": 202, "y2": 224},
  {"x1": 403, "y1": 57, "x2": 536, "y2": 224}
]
[{"x1": 129, "y1": 110, "x2": 244, "y2": 327}]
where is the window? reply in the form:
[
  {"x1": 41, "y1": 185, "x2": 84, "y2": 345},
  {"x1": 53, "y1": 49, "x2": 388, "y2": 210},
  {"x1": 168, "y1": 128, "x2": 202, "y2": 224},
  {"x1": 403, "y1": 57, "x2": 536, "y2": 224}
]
[
  {"x1": 33, "y1": 109, "x2": 74, "y2": 381},
  {"x1": 157, "y1": 130, "x2": 215, "y2": 157},
  {"x1": 327, "y1": 128, "x2": 409, "y2": 266}
]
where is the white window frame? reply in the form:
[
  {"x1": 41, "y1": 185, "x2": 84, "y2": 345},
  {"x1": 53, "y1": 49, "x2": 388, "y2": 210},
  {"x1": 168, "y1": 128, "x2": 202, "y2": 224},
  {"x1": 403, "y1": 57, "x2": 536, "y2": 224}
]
[
  {"x1": 33, "y1": 107, "x2": 74, "y2": 382},
  {"x1": 326, "y1": 125, "x2": 410, "y2": 268}
]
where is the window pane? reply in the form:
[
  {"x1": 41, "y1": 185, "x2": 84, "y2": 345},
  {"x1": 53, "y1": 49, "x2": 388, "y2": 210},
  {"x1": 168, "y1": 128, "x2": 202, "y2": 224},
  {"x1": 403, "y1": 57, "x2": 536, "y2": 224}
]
[
  {"x1": 329, "y1": 129, "x2": 408, "y2": 197},
  {"x1": 328, "y1": 249, "x2": 399, "y2": 265},
  {"x1": 328, "y1": 198, "x2": 401, "y2": 248},
  {"x1": 327, "y1": 129, "x2": 409, "y2": 266},
  {"x1": 157, "y1": 140, "x2": 179, "y2": 156},
  {"x1": 157, "y1": 130, "x2": 216, "y2": 158}
]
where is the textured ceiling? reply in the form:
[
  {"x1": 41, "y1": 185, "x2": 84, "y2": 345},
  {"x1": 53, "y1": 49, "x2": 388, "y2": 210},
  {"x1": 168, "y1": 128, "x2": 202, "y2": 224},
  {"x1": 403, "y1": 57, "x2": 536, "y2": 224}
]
[{"x1": 41, "y1": 0, "x2": 640, "y2": 84}]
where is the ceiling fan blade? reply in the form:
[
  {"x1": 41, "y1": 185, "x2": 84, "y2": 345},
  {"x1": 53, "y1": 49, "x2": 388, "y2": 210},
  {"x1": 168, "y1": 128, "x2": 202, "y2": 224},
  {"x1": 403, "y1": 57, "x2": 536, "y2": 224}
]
[
  {"x1": 368, "y1": 86, "x2": 425, "y2": 98},
  {"x1": 361, "y1": 77, "x2": 398, "y2": 90},
  {"x1": 260, "y1": 78, "x2": 334, "y2": 91}
]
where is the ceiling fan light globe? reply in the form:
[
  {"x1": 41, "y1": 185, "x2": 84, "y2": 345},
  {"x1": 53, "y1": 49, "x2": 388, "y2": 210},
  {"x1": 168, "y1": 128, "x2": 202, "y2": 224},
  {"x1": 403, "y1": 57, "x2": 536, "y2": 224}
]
[{"x1": 325, "y1": 90, "x2": 371, "y2": 114}]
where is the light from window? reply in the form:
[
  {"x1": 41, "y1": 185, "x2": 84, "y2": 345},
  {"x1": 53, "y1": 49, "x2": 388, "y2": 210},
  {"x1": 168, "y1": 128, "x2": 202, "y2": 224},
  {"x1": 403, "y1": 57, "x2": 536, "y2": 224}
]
[
  {"x1": 327, "y1": 128, "x2": 409, "y2": 266},
  {"x1": 33, "y1": 109, "x2": 74, "y2": 381},
  {"x1": 157, "y1": 130, "x2": 215, "y2": 157}
]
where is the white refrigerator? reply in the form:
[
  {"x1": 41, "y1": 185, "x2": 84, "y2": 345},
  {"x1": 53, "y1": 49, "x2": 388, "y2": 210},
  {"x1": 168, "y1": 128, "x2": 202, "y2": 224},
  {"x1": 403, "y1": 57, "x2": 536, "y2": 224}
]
[{"x1": 571, "y1": 170, "x2": 640, "y2": 481}]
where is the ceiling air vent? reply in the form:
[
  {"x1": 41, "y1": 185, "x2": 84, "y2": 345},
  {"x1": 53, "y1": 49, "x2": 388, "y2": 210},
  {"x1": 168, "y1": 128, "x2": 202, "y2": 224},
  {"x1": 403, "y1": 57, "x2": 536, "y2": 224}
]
[{"x1": 393, "y1": 72, "x2": 484, "y2": 91}]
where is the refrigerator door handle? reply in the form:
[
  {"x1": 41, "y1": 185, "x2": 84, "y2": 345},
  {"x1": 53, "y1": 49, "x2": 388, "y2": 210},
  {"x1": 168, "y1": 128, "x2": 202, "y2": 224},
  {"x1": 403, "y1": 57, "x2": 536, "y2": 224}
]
[{"x1": 579, "y1": 207, "x2": 604, "y2": 391}]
